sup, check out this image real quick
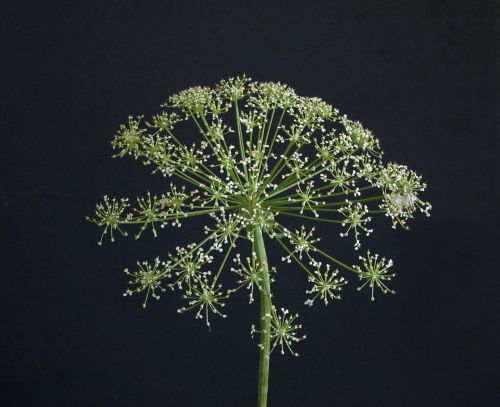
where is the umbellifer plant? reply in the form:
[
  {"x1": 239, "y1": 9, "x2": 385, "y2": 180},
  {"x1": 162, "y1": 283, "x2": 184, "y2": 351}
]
[{"x1": 87, "y1": 76, "x2": 431, "y2": 406}]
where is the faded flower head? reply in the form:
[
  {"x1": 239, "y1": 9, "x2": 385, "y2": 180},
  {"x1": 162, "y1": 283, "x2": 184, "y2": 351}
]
[{"x1": 88, "y1": 75, "x2": 431, "y2": 356}]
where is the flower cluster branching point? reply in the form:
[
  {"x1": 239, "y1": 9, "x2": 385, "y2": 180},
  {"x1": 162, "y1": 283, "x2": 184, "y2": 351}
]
[{"x1": 88, "y1": 76, "x2": 431, "y2": 357}]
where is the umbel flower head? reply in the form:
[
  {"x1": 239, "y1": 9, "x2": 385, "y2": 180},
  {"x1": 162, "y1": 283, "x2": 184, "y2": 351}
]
[{"x1": 87, "y1": 75, "x2": 431, "y2": 357}]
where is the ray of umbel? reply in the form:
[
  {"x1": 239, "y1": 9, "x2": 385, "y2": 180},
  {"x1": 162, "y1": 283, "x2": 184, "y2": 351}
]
[{"x1": 87, "y1": 76, "x2": 431, "y2": 407}]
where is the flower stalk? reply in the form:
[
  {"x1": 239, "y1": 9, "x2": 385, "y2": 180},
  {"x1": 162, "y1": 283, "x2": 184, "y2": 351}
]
[{"x1": 254, "y1": 226, "x2": 271, "y2": 407}]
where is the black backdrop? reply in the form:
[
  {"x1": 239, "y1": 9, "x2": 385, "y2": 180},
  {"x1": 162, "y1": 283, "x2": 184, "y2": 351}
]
[{"x1": 2, "y1": 1, "x2": 499, "y2": 406}]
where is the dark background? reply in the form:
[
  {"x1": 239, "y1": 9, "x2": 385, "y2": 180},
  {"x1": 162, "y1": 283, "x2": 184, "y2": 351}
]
[{"x1": 1, "y1": 1, "x2": 499, "y2": 406}]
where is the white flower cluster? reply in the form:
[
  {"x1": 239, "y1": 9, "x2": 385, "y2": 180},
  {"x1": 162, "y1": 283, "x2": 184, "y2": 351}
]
[
  {"x1": 281, "y1": 226, "x2": 319, "y2": 262},
  {"x1": 305, "y1": 260, "x2": 347, "y2": 306},
  {"x1": 230, "y1": 252, "x2": 268, "y2": 304},
  {"x1": 123, "y1": 258, "x2": 168, "y2": 308},
  {"x1": 88, "y1": 76, "x2": 431, "y2": 357},
  {"x1": 339, "y1": 202, "x2": 373, "y2": 250},
  {"x1": 251, "y1": 307, "x2": 306, "y2": 357},
  {"x1": 177, "y1": 281, "x2": 228, "y2": 328},
  {"x1": 86, "y1": 195, "x2": 129, "y2": 245},
  {"x1": 377, "y1": 163, "x2": 432, "y2": 228},
  {"x1": 355, "y1": 251, "x2": 396, "y2": 301}
]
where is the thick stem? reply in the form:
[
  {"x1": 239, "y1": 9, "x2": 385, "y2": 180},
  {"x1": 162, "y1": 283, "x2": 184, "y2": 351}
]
[{"x1": 254, "y1": 226, "x2": 271, "y2": 407}]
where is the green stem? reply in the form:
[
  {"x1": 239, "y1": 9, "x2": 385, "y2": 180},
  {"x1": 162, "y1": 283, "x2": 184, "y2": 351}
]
[{"x1": 254, "y1": 226, "x2": 271, "y2": 407}]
